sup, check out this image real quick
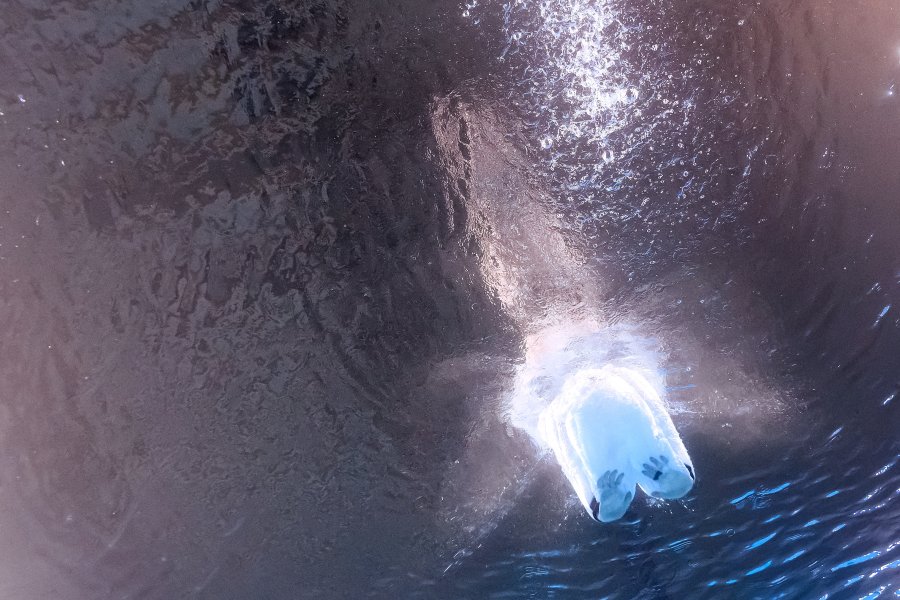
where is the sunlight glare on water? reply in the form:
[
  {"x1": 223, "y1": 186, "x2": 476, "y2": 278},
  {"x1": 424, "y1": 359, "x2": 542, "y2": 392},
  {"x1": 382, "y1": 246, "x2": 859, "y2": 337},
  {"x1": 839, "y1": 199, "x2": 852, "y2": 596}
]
[
  {"x1": 470, "y1": 0, "x2": 756, "y2": 272},
  {"x1": 491, "y1": 0, "x2": 639, "y2": 163}
]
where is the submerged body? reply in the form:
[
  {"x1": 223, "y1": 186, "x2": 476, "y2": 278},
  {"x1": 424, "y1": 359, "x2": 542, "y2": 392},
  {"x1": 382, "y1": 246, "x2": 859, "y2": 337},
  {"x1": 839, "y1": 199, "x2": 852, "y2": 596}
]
[{"x1": 537, "y1": 365, "x2": 695, "y2": 522}]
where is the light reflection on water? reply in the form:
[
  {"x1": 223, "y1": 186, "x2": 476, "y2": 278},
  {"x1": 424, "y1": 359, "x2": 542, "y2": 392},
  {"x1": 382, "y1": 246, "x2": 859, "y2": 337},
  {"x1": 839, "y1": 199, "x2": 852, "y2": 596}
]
[{"x1": 446, "y1": 436, "x2": 899, "y2": 598}]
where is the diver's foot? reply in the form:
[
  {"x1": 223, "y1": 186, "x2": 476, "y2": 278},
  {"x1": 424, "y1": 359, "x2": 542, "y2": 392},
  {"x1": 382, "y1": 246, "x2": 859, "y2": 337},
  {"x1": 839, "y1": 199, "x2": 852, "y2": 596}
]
[
  {"x1": 641, "y1": 455, "x2": 694, "y2": 499},
  {"x1": 596, "y1": 469, "x2": 633, "y2": 522},
  {"x1": 641, "y1": 455, "x2": 670, "y2": 481}
]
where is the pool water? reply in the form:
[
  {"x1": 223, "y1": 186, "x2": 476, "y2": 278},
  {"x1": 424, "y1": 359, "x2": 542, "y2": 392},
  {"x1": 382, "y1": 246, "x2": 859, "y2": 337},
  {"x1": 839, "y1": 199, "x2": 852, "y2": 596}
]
[{"x1": 0, "y1": 0, "x2": 897, "y2": 598}]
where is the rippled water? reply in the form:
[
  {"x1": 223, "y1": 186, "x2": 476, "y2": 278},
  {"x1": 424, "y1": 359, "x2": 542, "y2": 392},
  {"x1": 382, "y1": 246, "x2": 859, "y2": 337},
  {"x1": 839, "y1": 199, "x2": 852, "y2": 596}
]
[{"x1": 0, "y1": 0, "x2": 898, "y2": 598}]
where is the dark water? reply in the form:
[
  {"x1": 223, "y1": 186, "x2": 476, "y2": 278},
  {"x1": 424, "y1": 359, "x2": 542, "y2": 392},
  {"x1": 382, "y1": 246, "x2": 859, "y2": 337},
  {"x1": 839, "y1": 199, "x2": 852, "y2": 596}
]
[{"x1": 0, "y1": 0, "x2": 897, "y2": 598}]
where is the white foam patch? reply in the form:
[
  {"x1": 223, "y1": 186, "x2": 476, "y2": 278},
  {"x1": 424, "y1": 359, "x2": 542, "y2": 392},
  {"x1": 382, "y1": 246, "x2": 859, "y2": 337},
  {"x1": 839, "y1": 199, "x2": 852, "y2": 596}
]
[{"x1": 506, "y1": 322, "x2": 694, "y2": 521}]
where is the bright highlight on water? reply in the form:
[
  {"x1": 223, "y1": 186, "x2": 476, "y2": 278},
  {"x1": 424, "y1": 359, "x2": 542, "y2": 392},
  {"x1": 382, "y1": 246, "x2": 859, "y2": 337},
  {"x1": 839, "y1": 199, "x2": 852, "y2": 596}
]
[{"x1": 508, "y1": 323, "x2": 694, "y2": 522}]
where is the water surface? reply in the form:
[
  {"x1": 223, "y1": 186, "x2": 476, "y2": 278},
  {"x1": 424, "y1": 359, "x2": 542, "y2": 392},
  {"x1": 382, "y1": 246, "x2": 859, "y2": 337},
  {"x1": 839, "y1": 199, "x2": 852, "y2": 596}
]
[{"x1": 0, "y1": 0, "x2": 898, "y2": 598}]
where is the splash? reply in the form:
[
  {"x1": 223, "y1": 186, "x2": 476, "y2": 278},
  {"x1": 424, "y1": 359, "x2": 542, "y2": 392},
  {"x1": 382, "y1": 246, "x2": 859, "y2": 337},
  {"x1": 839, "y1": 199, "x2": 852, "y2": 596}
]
[
  {"x1": 506, "y1": 321, "x2": 695, "y2": 522},
  {"x1": 507, "y1": 321, "x2": 665, "y2": 444}
]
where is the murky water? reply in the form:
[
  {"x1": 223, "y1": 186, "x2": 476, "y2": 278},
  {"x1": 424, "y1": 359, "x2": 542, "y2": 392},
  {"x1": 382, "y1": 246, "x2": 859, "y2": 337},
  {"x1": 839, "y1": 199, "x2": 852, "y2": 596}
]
[{"x1": 0, "y1": 0, "x2": 898, "y2": 598}]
